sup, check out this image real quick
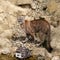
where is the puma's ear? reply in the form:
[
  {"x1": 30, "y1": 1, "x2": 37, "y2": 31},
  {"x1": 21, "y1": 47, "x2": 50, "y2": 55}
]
[
  {"x1": 25, "y1": 20, "x2": 28, "y2": 23},
  {"x1": 25, "y1": 20, "x2": 30, "y2": 24}
]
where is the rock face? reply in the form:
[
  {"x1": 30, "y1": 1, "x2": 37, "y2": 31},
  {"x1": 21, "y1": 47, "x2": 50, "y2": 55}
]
[
  {"x1": 52, "y1": 56, "x2": 60, "y2": 60},
  {"x1": 51, "y1": 27, "x2": 60, "y2": 50},
  {"x1": 47, "y1": 0, "x2": 57, "y2": 14},
  {"x1": 0, "y1": 0, "x2": 60, "y2": 60},
  {"x1": 0, "y1": 0, "x2": 28, "y2": 54},
  {"x1": 0, "y1": 38, "x2": 12, "y2": 54},
  {"x1": 7, "y1": 0, "x2": 32, "y2": 5},
  {"x1": 16, "y1": 0, "x2": 32, "y2": 5},
  {"x1": 15, "y1": 46, "x2": 31, "y2": 59}
]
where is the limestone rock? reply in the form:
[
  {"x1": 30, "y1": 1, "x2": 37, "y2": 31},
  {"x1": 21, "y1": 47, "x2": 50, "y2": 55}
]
[
  {"x1": 47, "y1": 0, "x2": 57, "y2": 14},
  {"x1": 0, "y1": 0, "x2": 28, "y2": 54},
  {"x1": 37, "y1": 0, "x2": 48, "y2": 3},
  {"x1": 15, "y1": 46, "x2": 31, "y2": 59},
  {"x1": 24, "y1": 43, "x2": 52, "y2": 58},
  {"x1": 0, "y1": 38, "x2": 12, "y2": 48},
  {"x1": 0, "y1": 48, "x2": 11, "y2": 54},
  {"x1": 51, "y1": 27, "x2": 60, "y2": 50},
  {"x1": 0, "y1": 38, "x2": 12, "y2": 54},
  {"x1": 52, "y1": 56, "x2": 60, "y2": 60},
  {"x1": 7, "y1": 0, "x2": 17, "y2": 4},
  {"x1": 16, "y1": 0, "x2": 32, "y2": 5},
  {"x1": 0, "y1": 29, "x2": 13, "y2": 39},
  {"x1": 0, "y1": 0, "x2": 28, "y2": 40},
  {"x1": 54, "y1": 3, "x2": 60, "y2": 18}
]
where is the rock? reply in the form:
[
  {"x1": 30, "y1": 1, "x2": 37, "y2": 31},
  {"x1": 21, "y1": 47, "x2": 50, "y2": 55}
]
[
  {"x1": 0, "y1": 29, "x2": 13, "y2": 39},
  {"x1": 31, "y1": 2, "x2": 37, "y2": 9},
  {"x1": 0, "y1": 0, "x2": 24, "y2": 54},
  {"x1": 16, "y1": 0, "x2": 32, "y2": 5},
  {"x1": 0, "y1": 0, "x2": 28, "y2": 15},
  {"x1": 31, "y1": 47, "x2": 52, "y2": 58},
  {"x1": 54, "y1": 3, "x2": 60, "y2": 19},
  {"x1": 36, "y1": 55, "x2": 45, "y2": 60},
  {"x1": 51, "y1": 50, "x2": 60, "y2": 60},
  {"x1": 0, "y1": 38, "x2": 12, "y2": 48},
  {"x1": 52, "y1": 56, "x2": 60, "y2": 60},
  {"x1": 37, "y1": 0, "x2": 48, "y2": 3},
  {"x1": 47, "y1": 0, "x2": 57, "y2": 14},
  {"x1": 24, "y1": 43, "x2": 52, "y2": 58},
  {"x1": 0, "y1": 0, "x2": 28, "y2": 41},
  {"x1": 15, "y1": 46, "x2": 31, "y2": 59},
  {"x1": 7, "y1": 0, "x2": 17, "y2": 4},
  {"x1": 0, "y1": 0, "x2": 60, "y2": 60},
  {"x1": 51, "y1": 27, "x2": 60, "y2": 50},
  {"x1": 0, "y1": 48, "x2": 11, "y2": 54},
  {"x1": 0, "y1": 38, "x2": 12, "y2": 54},
  {"x1": 0, "y1": 26, "x2": 4, "y2": 34}
]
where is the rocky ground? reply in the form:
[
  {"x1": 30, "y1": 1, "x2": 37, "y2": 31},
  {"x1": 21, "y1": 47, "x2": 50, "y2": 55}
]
[{"x1": 0, "y1": 0, "x2": 60, "y2": 60}]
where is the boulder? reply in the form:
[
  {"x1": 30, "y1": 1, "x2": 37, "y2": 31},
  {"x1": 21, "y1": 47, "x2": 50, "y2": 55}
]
[
  {"x1": 0, "y1": 38, "x2": 12, "y2": 54},
  {"x1": 16, "y1": 0, "x2": 32, "y2": 5},
  {"x1": 0, "y1": 0, "x2": 28, "y2": 40},
  {"x1": 47, "y1": 0, "x2": 57, "y2": 14},
  {"x1": 52, "y1": 56, "x2": 60, "y2": 60},
  {"x1": 51, "y1": 27, "x2": 60, "y2": 50}
]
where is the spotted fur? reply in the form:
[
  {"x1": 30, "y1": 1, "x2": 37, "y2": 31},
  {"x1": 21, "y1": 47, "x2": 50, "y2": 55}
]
[{"x1": 24, "y1": 18, "x2": 52, "y2": 52}]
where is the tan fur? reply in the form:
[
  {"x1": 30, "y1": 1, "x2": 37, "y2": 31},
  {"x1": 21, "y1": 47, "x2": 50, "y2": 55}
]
[
  {"x1": 17, "y1": 17, "x2": 52, "y2": 52},
  {"x1": 24, "y1": 18, "x2": 52, "y2": 52}
]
